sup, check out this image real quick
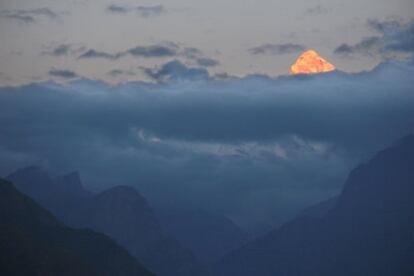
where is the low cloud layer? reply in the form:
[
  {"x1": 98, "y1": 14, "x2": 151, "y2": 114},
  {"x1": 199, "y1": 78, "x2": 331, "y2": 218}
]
[{"x1": 0, "y1": 60, "x2": 413, "y2": 227}]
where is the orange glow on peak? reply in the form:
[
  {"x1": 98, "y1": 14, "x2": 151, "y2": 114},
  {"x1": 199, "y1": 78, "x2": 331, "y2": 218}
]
[{"x1": 289, "y1": 50, "x2": 336, "y2": 75}]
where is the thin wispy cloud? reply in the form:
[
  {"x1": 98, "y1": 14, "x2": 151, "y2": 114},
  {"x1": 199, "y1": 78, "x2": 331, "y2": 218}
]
[
  {"x1": 137, "y1": 5, "x2": 164, "y2": 18},
  {"x1": 0, "y1": 8, "x2": 63, "y2": 24},
  {"x1": 78, "y1": 43, "x2": 178, "y2": 60},
  {"x1": 107, "y1": 4, "x2": 165, "y2": 18},
  {"x1": 249, "y1": 43, "x2": 306, "y2": 55},
  {"x1": 42, "y1": 44, "x2": 85, "y2": 57},
  {"x1": 180, "y1": 47, "x2": 219, "y2": 66},
  {"x1": 108, "y1": 69, "x2": 136, "y2": 77},
  {"x1": 195, "y1": 58, "x2": 220, "y2": 67},
  {"x1": 48, "y1": 68, "x2": 79, "y2": 79},
  {"x1": 78, "y1": 49, "x2": 123, "y2": 60},
  {"x1": 128, "y1": 43, "x2": 179, "y2": 58},
  {"x1": 76, "y1": 43, "x2": 220, "y2": 69},
  {"x1": 107, "y1": 4, "x2": 130, "y2": 14},
  {"x1": 304, "y1": 5, "x2": 332, "y2": 15}
]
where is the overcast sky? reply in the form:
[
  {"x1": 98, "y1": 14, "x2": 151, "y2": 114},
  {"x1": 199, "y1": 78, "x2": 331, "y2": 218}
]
[{"x1": 0, "y1": 0, "x2": 413, "y2": 84}]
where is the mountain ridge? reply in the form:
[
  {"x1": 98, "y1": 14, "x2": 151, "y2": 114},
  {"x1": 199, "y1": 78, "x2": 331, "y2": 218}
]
[
  {"x1": 6, "y1": 167, "x2": 210, "y2": 276},
  {"x1": 0, "y1": 178, "x2": 154, "y2": 276},
  {"x1": 216, "y1": 134, "x2": 414, "y2": 276}
]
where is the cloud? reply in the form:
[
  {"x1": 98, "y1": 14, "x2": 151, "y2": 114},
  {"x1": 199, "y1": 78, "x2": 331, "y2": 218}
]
[
  {"x1": 383, "y1": 21, "x2": 414, "y2": 53},
  {"x1": 77, "y1": 43, "x2": 220, "y2": 67},
  {"x1": 78, "y1": 49, "x2": 122, "y2": 60},
  {"x1": 181, "y1": 47, "x2": 203, "y2": 59},
  {"x1": 1, "y1": 60, "x2": 413, "y2": 227},
  {"x1": 106, "y1": 4, "x2": 165, "y2": 18},
  {"x1": 136, "y1": 5, "x2": 164, "y2": 18},
  {"x1": 78, "y1": 43, "x2": 178, "y2": 60},
  {"x1": 108, "y1": 69, "x2": 136, "y2": 77},
  {"x1": 142, "y1": 60, "x2": 209, "y2": 82},
  {"x1": 367, "y1": 19, "x2": 402, "y2": 33},
  {"x1": 195, "y1": 58, "x2": 220, "y2": 67},
  {"x1": 305, "y1": 5, "x2": 331, "y2": 15},
  {"x1": 127, "y1": 43, "x2": 178, "y2": 57},
  {"x1": 107, "y1": 4, "x2": 130, "y2": 14},
  {"x1": 334, "y1": 37, "x2": 382, "y2": 56},
  {"x1": 249, "y1": 43, "x2": 306, "y2": 55},
  {"x1": 42, "y1": 44, "x2": 85, "y2": 57},
  {"x1": 48, "y1": 44, "x2": 71, "y2": 56},
  {"x1": 48, "y1": 68, "x2": 79, "y2": 79},
  {"x1": 0, "y1": 8, "x2": 62, "y2": 24},
  {"x1": 335, "y1": 19, "x2": 414, "y2": 57},
  {"x1": 180, "y1": 47, "x2": 220, "y2": 67}
]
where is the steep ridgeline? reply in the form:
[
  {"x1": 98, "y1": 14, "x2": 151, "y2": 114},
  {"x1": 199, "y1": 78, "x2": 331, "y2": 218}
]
[
  {"x1": 7, "y1": 168, "x2": 208, "y2": 276},
  {"x1": 0, "y1": 178, "x2": 154, "y2": 276},
  {"x1": 7, "y1": 167, "x2": 92, "y2": 227},
  {"x1": 217, "y1": 135, "x2": 414, "y2": 276},
  {"x1": 158, "y1": 209, "x2": 249, "y2": 263},
  {"x1": 79, "y1": 186, "x2": 209, "y2": 276}
]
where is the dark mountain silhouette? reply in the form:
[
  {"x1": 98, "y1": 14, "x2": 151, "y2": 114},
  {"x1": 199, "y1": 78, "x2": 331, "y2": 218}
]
[
  {"x1": 299, "y1": 196, "x2": 338, "y2": 219},
  {"x1": 6, "y1": 168, "x2": 209, "y2": 276},
  {"x1": 82, "y1": 185, "x2": 164, "y2": 253},
  {"x1": 217, "y1": 135, "x2": 414, "y2": 276},
  {"x1": 79, "y1": 186, "x2": 209, "y2": 276},
  {"x1": 0, "y1": 178, "x2": 154, "y2": 276},
  {"x1": 54, "y1": 171, "x2": 91, "y2": 198},
  {"x1": 7, "y1": 167, "x2": 92, "y2": 226},
  {"x1": 7, "y1": 166, "x2": 55, "y2": 201},
  {"x1": 158, "y1": 209, "x2": 249, "y2": 263}
]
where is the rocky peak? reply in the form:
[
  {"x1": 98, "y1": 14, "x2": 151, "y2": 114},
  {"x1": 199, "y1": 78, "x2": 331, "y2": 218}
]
[{"x1": 289, "y1": 49, "x2": 336, "y2": 75}]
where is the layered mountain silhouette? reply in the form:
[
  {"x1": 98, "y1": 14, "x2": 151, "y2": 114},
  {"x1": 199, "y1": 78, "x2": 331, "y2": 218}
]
[
  {"x1": 158, "y1": 209, "x2": 249, "y2": 263},
  {"x1": 5, "y1": 135, "x2": 414, "y2": 276},
  {"x1": 217, "y1": 135, "x2": 414, "y2": 276},
  {"x1": 7, "y1": 168, "x2": 209, "y2": 276},
  {"x1": 0, "y1": 178, "x2": 153, "y2": 276}
]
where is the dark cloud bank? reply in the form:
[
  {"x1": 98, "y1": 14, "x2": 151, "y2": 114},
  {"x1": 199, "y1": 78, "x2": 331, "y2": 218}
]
[
  {"x1": 335, "y1": 19, "x2": 414, "y2": 57},
  {"x1": 0, "y1": 60, "x2": 413, "y2": 228}
]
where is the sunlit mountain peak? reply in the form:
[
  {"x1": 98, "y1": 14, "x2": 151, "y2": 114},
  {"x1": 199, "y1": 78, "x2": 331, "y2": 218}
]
[{"x1": 289, "y1": 50, "x2": 336, "y2": 75}]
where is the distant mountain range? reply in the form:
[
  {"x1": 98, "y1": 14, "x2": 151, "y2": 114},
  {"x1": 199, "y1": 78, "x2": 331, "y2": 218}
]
[
  {"x1": 216, "y1": 135, "x2": 414, "y2": 275},
  {"x1": 157, "y1": 208, "x2": 249, "y2": 263},
  {"x1": 0, "y1": 178, "x2": 153, "y2": 276},
  {"x1": 2, "y1": 135, "x2": 414, "y2": 275},
  {"x1": 7, "y1": 167, "x2": 209, "y2": 276}
]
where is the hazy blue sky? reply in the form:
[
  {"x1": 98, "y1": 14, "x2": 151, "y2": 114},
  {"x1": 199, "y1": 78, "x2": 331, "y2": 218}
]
[{"x1": 0, "y1": 0, "x2": 413, "y2": 84}]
